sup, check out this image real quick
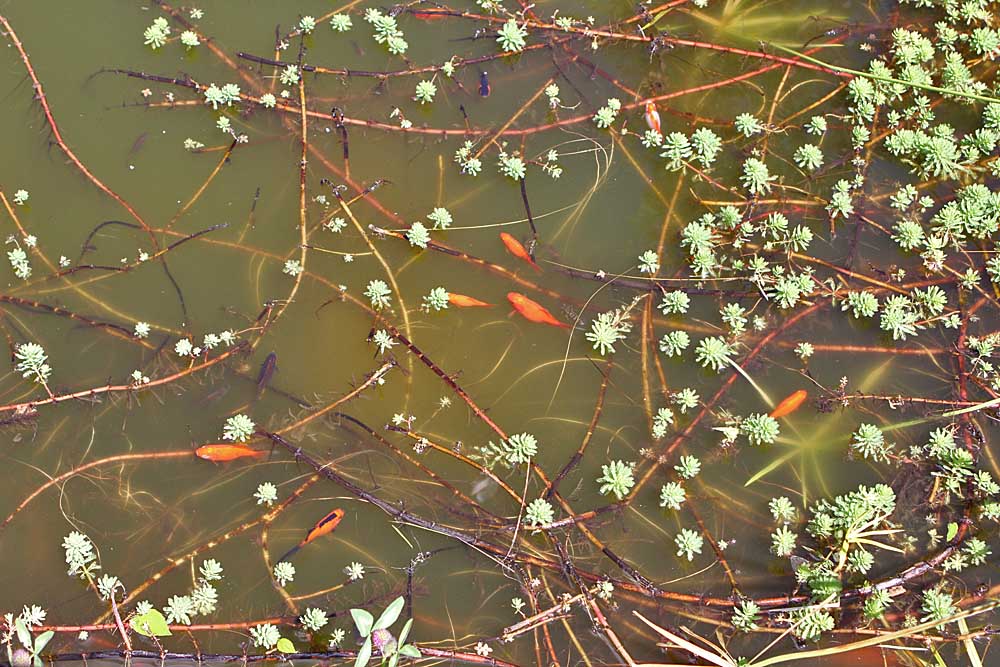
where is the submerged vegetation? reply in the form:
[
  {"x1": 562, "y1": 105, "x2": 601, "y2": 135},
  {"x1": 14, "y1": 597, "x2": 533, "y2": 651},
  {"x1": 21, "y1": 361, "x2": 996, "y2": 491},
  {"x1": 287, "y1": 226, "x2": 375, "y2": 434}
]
[{"x1": 1, "y1": 0, "x2": 1000, "y2": 665}]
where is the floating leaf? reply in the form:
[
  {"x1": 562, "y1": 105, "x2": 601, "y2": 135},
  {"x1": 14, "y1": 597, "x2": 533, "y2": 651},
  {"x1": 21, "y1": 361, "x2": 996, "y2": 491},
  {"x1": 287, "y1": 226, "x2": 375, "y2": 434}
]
[
  {"x1": 276, "y1": 637, "x2": 295, "y2": 654},
  {"x1": 130, "y1": 608, "x2": 172, "y2": 637},
  {"x1": 946, "y1": 522, "x2": 959, "y2": 542}
]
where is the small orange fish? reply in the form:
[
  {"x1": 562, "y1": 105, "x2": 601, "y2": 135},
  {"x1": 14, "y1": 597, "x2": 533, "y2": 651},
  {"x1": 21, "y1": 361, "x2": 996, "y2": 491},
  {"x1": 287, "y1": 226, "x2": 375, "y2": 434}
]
[
  {"x1": 644, "y1": 101, "x2": 661, "y2": 134},
  {"x1": 195, "y1": 443, "x2": 266, "y2": 462},
  {"x1": 770, "y1": 390, "x2": 808, "y2": 419},
  {"x1": 507, "y1": 292, "x2": 569, "y2": 329},
  {"x1": 500, "y1": 233, "x2": 542, "y2": 272},
  {"x1": 448, "y1": 293, "x2": 493, "y2": 308},
  {"x1": 278, "y1": 507, "x2": 345, "y2": 562}
]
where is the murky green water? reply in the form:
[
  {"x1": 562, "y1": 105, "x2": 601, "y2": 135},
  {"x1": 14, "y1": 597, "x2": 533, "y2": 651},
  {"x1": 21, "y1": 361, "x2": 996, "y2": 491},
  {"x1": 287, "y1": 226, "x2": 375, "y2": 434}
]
[{"x1": 0, "y1": 1, "x2": 998, "y2": 666}]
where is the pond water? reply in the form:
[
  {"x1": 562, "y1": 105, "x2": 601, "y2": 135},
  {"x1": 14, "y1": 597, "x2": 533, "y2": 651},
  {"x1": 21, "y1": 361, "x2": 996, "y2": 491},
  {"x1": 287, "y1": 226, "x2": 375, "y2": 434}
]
[{"x1": 0, "y1": 1, "x2": 998, "y2": 666}]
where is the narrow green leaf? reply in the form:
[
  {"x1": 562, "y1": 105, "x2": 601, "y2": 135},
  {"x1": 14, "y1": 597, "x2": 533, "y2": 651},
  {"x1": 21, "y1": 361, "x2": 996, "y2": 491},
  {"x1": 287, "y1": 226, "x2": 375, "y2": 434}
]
[
  {"x1": 399, "y1": 645, "x2": 421, "y2": 658},
  {"x1": 15, "y1": 619, "x2": 31, "y2": 650},
  {"x1": 744, "y1": 449, "x2": 798, "y2": 486},
  {"x1": 354, "y1": 637, "x2": 373, "y2": 667},
  {"x1": 33, "y1": 631, "x2": 53, "y2": 655},
  {"x1": 351, "y1": 609, "x2": 374, "y2": 637},
  {"x1": 374, "y1": 597, "x2": 404, "y2": 631},
  {"x1": 396, "y1": 618, "x2": 412, "y2": 647}
]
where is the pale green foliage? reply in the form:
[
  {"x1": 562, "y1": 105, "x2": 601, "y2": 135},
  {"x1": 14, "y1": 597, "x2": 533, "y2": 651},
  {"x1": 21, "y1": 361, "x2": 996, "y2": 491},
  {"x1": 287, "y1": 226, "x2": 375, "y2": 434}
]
[
  {"x1": 414, "y1": 80, "x2": 437, "y2": 104},
  {"x1": 593, "y1": 98, "x2": 621, "y2": 129},
  {"x1": 658, "y1": 291, "x2": 690, "y2": 315},
  {"x1": 223, "y1": 414, "x2": 255, "y2": 442},
  {"x1": 740, "y1": 157, "x2": 775, "y2": 195},
  {"x1": 793, "y1": 143, "x2": 824, "y2": 171},
  {"x1": 805, "y1": 115, "x2": 827, "y2": 135},
  {"x1": 422, "y1": 287, "x2": 449, "y2": 312},
  {"x1": 741, "y1": 413, "x2": 780, "y2": 446},
  {"x1": 674, "y1": 455, "x2": 700, "y2": 479},
  {"x1": 143, "y1": 17, "x2": 170, "y2": 49},
  {"x1": 63, "y1": 531, "x2": 98, "y2": 579},
  {"x1": 8, "y1": 245, "x2": 31, "y2": 280},
  {"x1": 842, "y1": 291, "x2": 879, "y2": 318},
  {"x1": 280, "y1": 65, "x2": 300, "y2": 86},
  {"x1": 674, "y1": 528, "x2": 703, "y2": 561},
  {"x1": 406, "y1": 222, "x2": 431, "y2": 248},
  {"x1": 497, "y1": 19, "x2": 528, "y2": 53},
  {"x1": 785, "y1": 607, "x2": 834, "y2": 642},
  {"x1": 863, "y1": 588, "x2": 891, "y2": 619},
  {"x1": 769, "y1": 497, "x2": 797, "y2": 523},
  {"x1": 921, "y1": 587, "x2": 956, "y2": 623},
  {"x1": 350, "y1": 596, "x2": 420, "y2": 667},
  {"x1": 301, "y1": 607, "x2": 329, "y2": 632},
  {"x1": 851, "y1": 423, "x2": 892, "y2": 461},
  {"x1": 525, "y1": 498, "x2": 554, "y2": 527},
  {"x1": 658, "y1": 330, "x2": 690, "y2": 357},
  {"x1": 15, "y1": 343, "x2": 51, "y2": 384},
  {"x1": 254, "y1": 482, "x2": 278, "y2": 506},
  {"x1": 473, "y1": 433, "x2": 540, "y2": 469},
  {"x1": 427, "y1": 207, "x2": 452, "y2": 229},
  {"x1": 638, "y1": 250, "x2": 659, "y2": 274},
  {"x1": 771, "y1": 525, "x2": 796, "y2": 557},
  {"x1": 164, "y1": 595, "x2": 195, "y2": 625},
  {"x1": 734, "y1": 113, "x2": 763, "y2": 136},
  {"x1": 250, "y1": 623, "x2": 281, "y2": 649},
  {"x1": 651, "y1": 407, "x2": 674, "y2": 439},
  {"x1": 597, "y1": 460, "x2": 635, "y2": 499},
  {"x1": 498, "y1": 152, "x2": 526, "y2": 180},
  {"x1": 673, "y1": 388, "x2": 699, "y2": 413},
  {"x1": 298, "y1": 16, "x2": 316, "y2": 33},
  {"x1": 694, "y1": 336, "x2": 734, "y2": 372},
  {"x1": 731, "y1": 600, "x2": 760, "y2": 631},
  {"x1": 659, "y1": 482, "x2": 686, "y2": 510},
  {"x1": 365, "y1": 280, "x2": 392, "y2": 309},
  {"x1": 586, "y1": 306, "x2": 633, "y2": 355},
  {"x1": 273, "y1": 561, "x2": 295, "y2": 587},
  {"x1": 330, "y1": 14, "x2": 353, "y2": 31},
  {"x1": 364, "y1": 8, "x2": 408, "y2": 54},
  {"x1": 660, "y1": 132, "x2": 691, "y2": 170}
]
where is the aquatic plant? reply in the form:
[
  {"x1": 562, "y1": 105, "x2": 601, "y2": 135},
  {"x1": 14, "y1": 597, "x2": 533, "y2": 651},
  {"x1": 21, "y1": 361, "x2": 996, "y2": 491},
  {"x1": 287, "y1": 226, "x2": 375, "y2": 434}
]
[
  {"x1": 350, "y1": 597, "x2": 420, "y2": 667},
  {"x1": 3, "y1": 0, "x2": 1000, "y2": 664}
]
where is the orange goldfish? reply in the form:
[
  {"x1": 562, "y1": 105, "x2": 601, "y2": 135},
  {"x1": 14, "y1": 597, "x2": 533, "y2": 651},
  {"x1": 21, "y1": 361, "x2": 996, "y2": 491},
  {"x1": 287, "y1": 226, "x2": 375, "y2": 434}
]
[
  {"x1": 500, "y1": 233, "x2": 542, "y2": 272},
  {"x1": 770, "y1": 390, "x2": 808, "y2": 419},
  {"x1": 448, "y1": 293, "x2": 493, "y2": 308},
  {"x1": 278, "y1": 507, "x2": 345, "y2": 562},
  {"x1": 507, "y1": 292, "x2": 569, "y2": 328},
  {"x1": 644, "y1": 101, "x2": 661, "y2": 134},
  {"x1": 195, "y1": 443, "x2": 267, "y2": 462}
]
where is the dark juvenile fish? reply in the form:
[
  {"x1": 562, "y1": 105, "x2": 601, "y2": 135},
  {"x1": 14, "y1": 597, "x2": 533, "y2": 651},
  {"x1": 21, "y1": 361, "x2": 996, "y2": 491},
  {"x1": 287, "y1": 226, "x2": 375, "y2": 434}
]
[
  {"x1": 255, "y1": 352, "x2": 277, "y2": 400},
  {"x1": 199, "y1": 384, "x2": 230, "y2": 406},
  {"x1": 479, "y1": 71, "x2": 491, "y2": 97},
  {"x1": 128, "y1": 132, "x2": 148, "y2": 156}
]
